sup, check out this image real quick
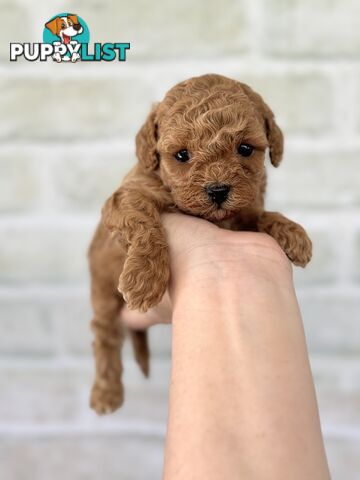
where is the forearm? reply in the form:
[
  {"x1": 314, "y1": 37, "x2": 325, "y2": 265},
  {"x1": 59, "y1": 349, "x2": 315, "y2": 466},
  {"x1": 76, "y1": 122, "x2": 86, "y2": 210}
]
[{"x1": 163, "y1": 245, "x2": 330, "y2": 479}]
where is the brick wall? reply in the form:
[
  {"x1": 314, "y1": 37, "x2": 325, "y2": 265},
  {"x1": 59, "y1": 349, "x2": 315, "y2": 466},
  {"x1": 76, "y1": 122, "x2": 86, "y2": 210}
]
[{"x1": 1, "y1": 0, "x2": 360, "y2": 478}]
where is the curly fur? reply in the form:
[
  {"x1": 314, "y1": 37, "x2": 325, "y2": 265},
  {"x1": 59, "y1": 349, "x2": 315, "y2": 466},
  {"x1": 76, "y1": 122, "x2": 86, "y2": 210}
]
[{"x1": 88, "y1": 74, "x2": 312, "y2": 414}]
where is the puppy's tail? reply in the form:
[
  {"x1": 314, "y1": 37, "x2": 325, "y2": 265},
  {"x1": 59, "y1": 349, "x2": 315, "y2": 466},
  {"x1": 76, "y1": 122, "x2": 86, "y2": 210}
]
[{"x1": 129, "y1": 329, "x2": 150, "y2": 377}]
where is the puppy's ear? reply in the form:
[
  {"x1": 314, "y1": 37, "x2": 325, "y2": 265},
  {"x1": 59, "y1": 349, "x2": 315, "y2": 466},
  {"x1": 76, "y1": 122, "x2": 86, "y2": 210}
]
[
  {"x1": 68, "y1": 14, "x2": 79, "y2": 25},
  {"x1": 136, "y1": 105, "x2": 159, "y2": 172},
  {"x1": 45, "y1": 17, "x2": 60, "y2": 35},
  {"x1": 241, "y1": 83, "x2": 284, "y2": 167},
  {"x1": 264, "y1": 108, "x2": 283, "y2": 167}
]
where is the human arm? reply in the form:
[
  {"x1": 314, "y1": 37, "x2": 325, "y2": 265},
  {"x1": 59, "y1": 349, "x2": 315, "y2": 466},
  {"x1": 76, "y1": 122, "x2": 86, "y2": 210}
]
[{"x1": 122, "y1": 213, "x2": 331, "y2": 479}]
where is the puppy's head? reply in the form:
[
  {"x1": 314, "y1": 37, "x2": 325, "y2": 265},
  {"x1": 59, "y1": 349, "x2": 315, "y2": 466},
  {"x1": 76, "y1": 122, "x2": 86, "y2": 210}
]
[
  {"x1": 45, "y1": 14, "x2": 83, "y2": 43},
  {"x1": 136, "y1": 74, "x2": 283, "y2": 221}
]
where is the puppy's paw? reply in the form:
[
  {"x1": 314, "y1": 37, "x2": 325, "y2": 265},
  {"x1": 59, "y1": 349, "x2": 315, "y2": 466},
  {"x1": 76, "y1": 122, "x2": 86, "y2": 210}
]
[
  {"x1": 90, "y1": 381, "x2": 123, "y2": 415},
  {"x1": 71, "y1": 52, "x2": 81, "y2": 63},
  {"x1": 275, "y1": 221, "x2": 312, "y2": 267},
  {"x1": 119, "y1": 250, "x2": 169, "y2": 312},
  {"x1": 52, "y1": 52, "x2": 62, "y2": 63}
]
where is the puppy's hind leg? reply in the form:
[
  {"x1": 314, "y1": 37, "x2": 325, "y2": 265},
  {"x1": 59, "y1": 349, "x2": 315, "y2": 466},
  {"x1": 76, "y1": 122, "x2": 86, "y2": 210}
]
[{"x1": 90, "y1": 272, "x2": 125, "y2": 415}]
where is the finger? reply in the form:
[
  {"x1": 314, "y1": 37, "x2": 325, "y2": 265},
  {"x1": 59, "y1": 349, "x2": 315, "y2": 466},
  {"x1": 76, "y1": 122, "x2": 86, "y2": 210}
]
[
  {"x1": 121, "y1": 307, "x2": 156, "y2": 329},
  {"x1": 121, "y1": 291, "x2": 172, "y2": 329}
]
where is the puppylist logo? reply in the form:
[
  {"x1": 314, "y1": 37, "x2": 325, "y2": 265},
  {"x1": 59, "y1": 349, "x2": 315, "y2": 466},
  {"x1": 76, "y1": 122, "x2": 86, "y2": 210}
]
[{"x1": 10, "y1": 13, "x2": 130, "y2": 63}]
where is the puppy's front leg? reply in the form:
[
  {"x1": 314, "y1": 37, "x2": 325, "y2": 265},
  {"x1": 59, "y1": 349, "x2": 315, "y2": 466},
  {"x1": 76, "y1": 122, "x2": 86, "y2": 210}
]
[
  {"x1": 69, "y1": 41, "x2": 81, "y2": 63},
  {"x1": 103, "y1": 187, "x2": 170, "y2": 312},
  {"x1": 257, "y1": 211, "x2": 312, "y2": 267},
  {"x1": 70, "y1": 52, "x2": 81, "y2": 62},
  {"x1": 51, "y1": 41, "x2": 62, "y2": 63}
]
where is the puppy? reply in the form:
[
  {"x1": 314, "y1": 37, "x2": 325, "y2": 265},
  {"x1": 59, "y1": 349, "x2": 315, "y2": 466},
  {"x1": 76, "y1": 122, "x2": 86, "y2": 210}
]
[
  {"x1": 88, "y1": 74, "x2": 312, "y2": 414},
  {"x1": 45, "y1": 14, "x2": 83, "y2": 63}
]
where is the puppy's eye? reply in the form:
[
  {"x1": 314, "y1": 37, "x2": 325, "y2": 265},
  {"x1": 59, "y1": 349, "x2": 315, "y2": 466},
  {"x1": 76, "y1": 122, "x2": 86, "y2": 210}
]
[
  {"x1": 237, "y1": 143, "x2": 254, "y2": 157},
  {"x1": 174, "y1": 149, "x2": 191, "y2": 163}
]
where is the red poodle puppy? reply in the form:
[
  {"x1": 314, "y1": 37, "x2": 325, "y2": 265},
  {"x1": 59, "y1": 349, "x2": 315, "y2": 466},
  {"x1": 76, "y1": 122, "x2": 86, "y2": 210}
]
[{"x1": 88, "y1": 74, "x2": 312, "y2": 414}]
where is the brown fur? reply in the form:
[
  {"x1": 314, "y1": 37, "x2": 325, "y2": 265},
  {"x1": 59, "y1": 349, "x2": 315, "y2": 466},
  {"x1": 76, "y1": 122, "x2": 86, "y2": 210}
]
[
  {"x1": 45, "y1": 14, "x2": 80, "y2": 37},
  {"x1": 88, "y1": 74, "x2": 312, "y2": 414}
]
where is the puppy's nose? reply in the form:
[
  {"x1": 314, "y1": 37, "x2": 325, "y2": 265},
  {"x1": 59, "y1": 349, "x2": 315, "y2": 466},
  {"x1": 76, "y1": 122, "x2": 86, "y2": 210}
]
[
  {"x1": 73, "y1": 23, "x2": 82, "y2": 31},
  {"x1": 206, "y1": 184, "x2": 231, "y2": 206}
]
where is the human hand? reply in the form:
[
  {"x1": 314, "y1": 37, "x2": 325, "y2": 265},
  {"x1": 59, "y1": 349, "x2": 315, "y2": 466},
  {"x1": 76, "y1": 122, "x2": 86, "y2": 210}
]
[
  {"x1": 120, "y1": 212, "x2": 220, "y2": 329},
  {"x1": 121, "y1": 212, "x2": 291, "y2": 329}
]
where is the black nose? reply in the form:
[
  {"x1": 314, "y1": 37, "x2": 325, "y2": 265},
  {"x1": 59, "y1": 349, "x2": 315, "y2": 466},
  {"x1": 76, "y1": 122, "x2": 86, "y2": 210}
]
[
  {"x1": 73, "y1": 23, "x2": 82, "y2": 31},
  {"x1": 206, "y1": 184, "x2": 231, "y2": 206}
]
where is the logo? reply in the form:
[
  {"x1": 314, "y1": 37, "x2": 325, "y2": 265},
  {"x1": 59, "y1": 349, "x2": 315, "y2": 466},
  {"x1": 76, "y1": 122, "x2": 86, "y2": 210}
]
[{"x1": 10, "y1": 13, "x2": 130, "y2": 63}]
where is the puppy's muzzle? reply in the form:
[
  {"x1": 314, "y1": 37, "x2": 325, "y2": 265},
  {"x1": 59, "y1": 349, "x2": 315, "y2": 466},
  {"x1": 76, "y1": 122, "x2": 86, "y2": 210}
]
[{"x1": 206, "y1": 183, "x2": 230, "y2": 206}]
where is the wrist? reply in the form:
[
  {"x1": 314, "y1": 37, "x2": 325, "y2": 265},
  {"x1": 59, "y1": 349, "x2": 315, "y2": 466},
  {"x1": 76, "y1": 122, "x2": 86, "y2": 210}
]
[{"x1": 170, "y1": 230, "x2": 293, "y2": 302}]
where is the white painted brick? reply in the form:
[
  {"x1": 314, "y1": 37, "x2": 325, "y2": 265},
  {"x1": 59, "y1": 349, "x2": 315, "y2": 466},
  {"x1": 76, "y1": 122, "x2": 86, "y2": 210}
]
[
  {"x1": 355, "y1": 77, "x2": 360, "y2": 135},
  {"x1": 325, "y1": 438, "x2": 360, "y2": 480},
  {"x1": 148, "y1": 324, "x2": 172, "y2": 358},
  {"x1": 293, "y1": 228, "x2": 337, "y2": 285},
  {"x1": 237, "y1": 72, "x2": 334, "y2": 134},
  {"x1": 50, "y1": 146, "x2": 135, "y2": 212},
  {"x1": 53, "y1": 296, "x2": 93, "y2": 356},
  {"x1": 0, "y1": 76, "x2": 154, "y2": 141},
  {"x1": 0, "y1": 300, "x2": 54, "y2": 356},
  {"x1": 0, "y1": 365, "x2": 87, "y2": 424},
  {"x1": 0, "y1": 152, "x2": 43, "y2": 213},
  {"x1": 0, "y1": 1, "x2": 31, "y2": 60},
  {"x1": 316, "y1": 359, "x2": 360, "y2": 480},
  {"x1": 318, "y1": 389, "x2": 360, "y2": 430},
  {"x1": 0, "y1": 220, "x2": 94, "y2": 283},
  {"x1": 64, "y1": 0, "x2": 250, "y2": 58},
  {"x1": 353, "y1": 231, "x2": 360, "y2": 283},
  {"x1": 262, "y1": 0, "x2": 360, "y2": 58},
  {"x1": 310, "y1": 355, "x2": 360, "y2": 422},
  {"x1": 0, "y1": 359, "x2": 170, "y2": 425},
  {"x1": 267, "y1": 148, "x2": 360, "y2": 209},
  {"x1": 55, "y1": 296, "x2": 172, "y2": 358},
  {"x1": 0, "y1": 289, "x2": 170, "y2": 360},
  {"x1": 0, "y1": 434, "x2": 165, "y2": 480},
  {"x1": 4, "y1": 286, "x2": 171, "y2": 358},
  {"x1": 300, "y1": 293, "x2": 360, "y2": 354}
]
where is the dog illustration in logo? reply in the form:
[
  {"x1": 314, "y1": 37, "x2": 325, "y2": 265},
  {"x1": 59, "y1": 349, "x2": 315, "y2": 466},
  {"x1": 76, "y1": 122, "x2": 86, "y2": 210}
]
[{"x1": 45, "y1": 14, "x2": 83, "y2": 63}]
